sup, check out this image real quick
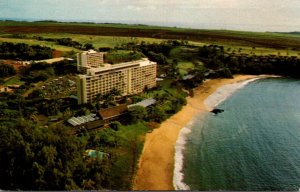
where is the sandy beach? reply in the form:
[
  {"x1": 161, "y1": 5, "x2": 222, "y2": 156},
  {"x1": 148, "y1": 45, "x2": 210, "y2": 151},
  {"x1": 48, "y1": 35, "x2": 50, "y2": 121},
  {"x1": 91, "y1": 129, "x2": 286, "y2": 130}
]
[{"x1": 133, "y1": 75, "x2": 262, "y2": 190}]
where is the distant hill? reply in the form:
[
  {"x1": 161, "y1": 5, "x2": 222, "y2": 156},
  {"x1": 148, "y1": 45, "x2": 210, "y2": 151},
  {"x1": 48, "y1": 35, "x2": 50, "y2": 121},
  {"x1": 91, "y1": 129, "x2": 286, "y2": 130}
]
[
  {"x1": 276, "y1": 31, "x2": 300, "y2": 35},
  {"x1": 287, "y1": 31, "x2": 300, "y2": 35}
]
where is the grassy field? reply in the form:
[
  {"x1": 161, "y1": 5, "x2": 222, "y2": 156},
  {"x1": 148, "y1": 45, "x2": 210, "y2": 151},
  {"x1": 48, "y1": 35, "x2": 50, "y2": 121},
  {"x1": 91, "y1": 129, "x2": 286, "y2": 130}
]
[
  {"x1": 0, "y1": 33, "x2": 164, "y2": 51},
  {"x1": 1, "y1": 20, "x2": 300, "y2": 51},
  {"x1": 0, "y1": 20, "x2": 299, "y2": 58},
  {"x1": 26, "y1": 33, "x2": 164, "y2": 48},
  {"x1": 177, "y1": 61, "x2": 195, "y2": 75},
  {"x1": 3, "y1": 76, "x2": 24, "y2": 86},
  {"x1": 190, "y1": 42, "x2": 300, "y2": 57}
]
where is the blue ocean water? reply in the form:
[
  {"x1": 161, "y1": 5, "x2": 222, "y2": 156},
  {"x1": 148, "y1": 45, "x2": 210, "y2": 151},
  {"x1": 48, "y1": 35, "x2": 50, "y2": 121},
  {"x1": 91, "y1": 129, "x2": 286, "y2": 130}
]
[{"x1": 182, "y1": 78, "x2": 300, "y2": 191}]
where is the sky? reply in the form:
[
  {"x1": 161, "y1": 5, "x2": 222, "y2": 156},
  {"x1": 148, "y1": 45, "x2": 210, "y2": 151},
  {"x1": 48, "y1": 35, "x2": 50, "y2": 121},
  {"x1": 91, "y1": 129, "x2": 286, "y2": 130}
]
[{"x1": 0, "y1": 0, "x2": 300, "y2": 32}]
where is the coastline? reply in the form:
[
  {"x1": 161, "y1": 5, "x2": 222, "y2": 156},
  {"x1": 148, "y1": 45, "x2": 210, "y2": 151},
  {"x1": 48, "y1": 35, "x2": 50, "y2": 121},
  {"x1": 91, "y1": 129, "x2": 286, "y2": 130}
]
[{"x1": 133, "y1": 75, "x2": 265, "y2": 190}]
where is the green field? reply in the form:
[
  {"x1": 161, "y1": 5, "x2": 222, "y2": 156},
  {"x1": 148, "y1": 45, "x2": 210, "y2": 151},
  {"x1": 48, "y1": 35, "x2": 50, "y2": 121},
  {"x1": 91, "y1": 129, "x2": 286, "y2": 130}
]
[
  {"x1": 0, "y1": 33, "x2": 164, "y2": 52},
  {"x1": 1, "y1": 20, "x2": 300, "y2": 52},
  {"x1": 3, "y1": 76, "x2": 24, "y2": 86},
  {"x1": 27, "y1": 33, "x2": 164, "y2": 48}
]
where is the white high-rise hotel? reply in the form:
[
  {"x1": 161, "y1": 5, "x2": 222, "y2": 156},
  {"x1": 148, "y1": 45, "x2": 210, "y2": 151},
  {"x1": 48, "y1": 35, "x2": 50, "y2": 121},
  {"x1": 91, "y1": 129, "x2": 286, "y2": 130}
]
[{"x1": 76, "y1": 50, "x2": 157, "y2": 104}]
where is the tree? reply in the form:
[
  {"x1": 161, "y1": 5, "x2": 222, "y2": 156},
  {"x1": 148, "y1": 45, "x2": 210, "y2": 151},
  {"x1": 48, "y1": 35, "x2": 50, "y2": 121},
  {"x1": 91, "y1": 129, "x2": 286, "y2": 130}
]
[
  {"x1": 0, "y1": 63, "x2": 16, "y2": 78},
  {"x1": 83, "y1": 43, "x2": 94, "y2": 50},
  {"x1": 128, "y1": 106, "x2": 148, "y2": 123},
  {"x1": 148, "y1": 105, "x2": 166, "y2": 123},
  {"x1": 0, "y1": 121, "x2": 113, "y2": 190},
  {"x1": 110, "y1": 121, "x2": 121, "y2": 131},
  {"x1": 27, "y1": 89, "x2": 45, "y2": 99}
]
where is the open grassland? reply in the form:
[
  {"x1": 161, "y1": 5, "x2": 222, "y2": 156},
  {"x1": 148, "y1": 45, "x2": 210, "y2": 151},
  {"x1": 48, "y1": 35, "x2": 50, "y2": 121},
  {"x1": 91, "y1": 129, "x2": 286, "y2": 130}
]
[
  {"x1": 0, "y1": 36, "x2": 77, "y2": 52},
  {"x1": 1, "y1": 21, "x2": 300, "y2": 51},
  {"x1": 26, "y1": 33, "x2": 164, "y2": 48},
  {"x1": 177, "y1": 61, "x2": 195, "y2": 75},
  {"x1": 3, "y1": 75, "x2": 24, "y2": 86},
  {"x1": 190, "y1": 42, "x2": 300, "y2": 57},
  {"x1": 0, "y1": 33, "x2": 164, "y2": 50}
]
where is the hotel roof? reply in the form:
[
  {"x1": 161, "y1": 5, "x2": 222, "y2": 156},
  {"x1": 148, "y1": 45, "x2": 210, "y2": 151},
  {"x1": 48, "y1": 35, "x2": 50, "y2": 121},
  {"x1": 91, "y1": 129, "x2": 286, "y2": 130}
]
[{"x1": 87, "y1": 58, "x2": 155, "y2": 75}]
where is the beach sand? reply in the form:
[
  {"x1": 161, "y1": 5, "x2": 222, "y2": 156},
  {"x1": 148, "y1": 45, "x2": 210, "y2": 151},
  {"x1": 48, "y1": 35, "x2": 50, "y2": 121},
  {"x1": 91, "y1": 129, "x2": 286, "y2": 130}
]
[{"x1": 133, "y1": 75, "x2": 261, "y2": 190}]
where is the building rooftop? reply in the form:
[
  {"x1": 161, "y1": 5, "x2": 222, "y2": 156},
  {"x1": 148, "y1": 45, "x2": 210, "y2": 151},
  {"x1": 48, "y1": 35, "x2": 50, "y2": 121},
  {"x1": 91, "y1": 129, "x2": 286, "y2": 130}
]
[
  {"x1": 67, "y1": 113, "x2": 98, "y2": 126},
  {"x1": 128, "y1": 98, "x2": 157, "y2": 108},
  {"x1": 82, "y1": 49, "x2": 98, "y2": 54},
  {"x1": 98, "y1": 104, "x2": 128, "y2": 120},
  {"x1": 87, "y1": 58, "x2": 155, "y2": 75}
]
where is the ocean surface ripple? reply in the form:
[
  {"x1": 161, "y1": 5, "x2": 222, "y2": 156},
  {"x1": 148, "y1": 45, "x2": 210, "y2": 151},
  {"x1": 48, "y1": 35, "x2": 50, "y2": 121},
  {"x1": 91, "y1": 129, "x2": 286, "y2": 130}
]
[{"x1": 175, "y1": 77, "x2": 300, "y2": 191}]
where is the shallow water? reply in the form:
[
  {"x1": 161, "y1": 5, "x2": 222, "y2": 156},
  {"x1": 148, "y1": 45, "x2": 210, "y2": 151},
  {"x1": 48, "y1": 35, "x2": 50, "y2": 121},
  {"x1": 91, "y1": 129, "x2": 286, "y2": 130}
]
[{"x1": 180, "y1": 78, "x2": 300, "y2": 191}]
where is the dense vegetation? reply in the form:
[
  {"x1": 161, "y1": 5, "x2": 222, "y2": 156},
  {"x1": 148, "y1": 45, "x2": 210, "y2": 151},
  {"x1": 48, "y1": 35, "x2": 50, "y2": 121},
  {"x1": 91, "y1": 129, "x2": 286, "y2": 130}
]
[
  {"x1": 0, "y1": 121, "x2": 113, "y2": 190},
  {"x1": 0, "y1": 63, "x2": 16, "y2": 78},
  {"x1": 19, "y1": 60, "x2": 77, "y2": 83},
  {"x1": 197, "y1": 45, "x2": 300, "y2": 78},
  {"x1": 0, "y1": 42, "x2": 53, "y2": 60},
  {"x1": 32, "y1": 36, "x2": 96, "y2": 51},
  {"x1": 104, "y1": 50, "x2": 144, "y2": 64},
  {"x1": 120, "y1": 40, "x2": 300, "y2": 81}
]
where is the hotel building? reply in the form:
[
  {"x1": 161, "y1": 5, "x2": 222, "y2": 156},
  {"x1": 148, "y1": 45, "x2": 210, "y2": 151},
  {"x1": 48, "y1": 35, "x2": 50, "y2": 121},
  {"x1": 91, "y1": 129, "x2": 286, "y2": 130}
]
[
  {"x1": 77, "y1": 58, "x2": 157, "y2": 104},
  {"x1": 77, "y1": 50, "x2": 105, "y2": 72}
]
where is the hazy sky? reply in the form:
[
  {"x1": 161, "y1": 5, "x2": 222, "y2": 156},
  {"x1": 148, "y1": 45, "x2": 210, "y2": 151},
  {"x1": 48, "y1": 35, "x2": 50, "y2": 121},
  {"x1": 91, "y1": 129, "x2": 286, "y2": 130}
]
[{"x1": 1, "y1": 0, "x2": 300, "y2": 32}]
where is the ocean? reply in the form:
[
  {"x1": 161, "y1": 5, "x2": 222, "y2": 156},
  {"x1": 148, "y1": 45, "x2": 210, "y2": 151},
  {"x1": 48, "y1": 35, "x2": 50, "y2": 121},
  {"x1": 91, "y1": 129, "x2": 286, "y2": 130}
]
[{"x1": 174, "y1": 77, "x2": 300, "y2": 191}]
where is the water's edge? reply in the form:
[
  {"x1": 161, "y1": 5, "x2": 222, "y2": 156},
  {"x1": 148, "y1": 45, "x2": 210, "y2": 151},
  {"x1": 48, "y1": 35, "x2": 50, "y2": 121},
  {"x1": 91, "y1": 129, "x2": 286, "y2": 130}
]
[{"x1": 173, "y1": 77, "x2": 265, "y2": 190}]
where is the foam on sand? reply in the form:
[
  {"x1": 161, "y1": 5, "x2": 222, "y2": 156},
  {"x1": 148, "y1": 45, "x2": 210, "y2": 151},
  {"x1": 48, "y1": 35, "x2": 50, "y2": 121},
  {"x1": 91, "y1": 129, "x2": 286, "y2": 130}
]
[
  {"x1": 204, "y1": 78, "x2": 261, "y2": 109},
  {"x1": 173, "y1": 119, "x2": 194, "y2": 190},
  {"x1": 173, "y1": 76, "x2": 269, "y2": 190}
]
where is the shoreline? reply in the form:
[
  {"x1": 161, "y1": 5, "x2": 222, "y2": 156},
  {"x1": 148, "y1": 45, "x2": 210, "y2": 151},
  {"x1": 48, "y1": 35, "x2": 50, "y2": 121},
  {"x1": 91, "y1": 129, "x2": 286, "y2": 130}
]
[{"x1": 133, "y1": 75, "x2": 266, "y2": 190}]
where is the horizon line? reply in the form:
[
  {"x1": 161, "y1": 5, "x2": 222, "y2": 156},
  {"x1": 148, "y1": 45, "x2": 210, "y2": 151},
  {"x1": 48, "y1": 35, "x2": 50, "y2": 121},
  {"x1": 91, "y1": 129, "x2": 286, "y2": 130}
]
[{"x1": 0, "y1": 18, "x2": 299, "y2": 34}]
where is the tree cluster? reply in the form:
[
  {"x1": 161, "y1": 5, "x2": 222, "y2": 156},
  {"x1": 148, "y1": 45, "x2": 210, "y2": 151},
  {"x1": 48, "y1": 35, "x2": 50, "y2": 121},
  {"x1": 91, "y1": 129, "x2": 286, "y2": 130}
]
[
  {"x1": 0, "y1": 121, "x2": 113, "y2": 190},
  {"x1": 0, "y1": 63, "x2": 16, "y2": 78},
  {"x1": 34, "y1": 36, "x2": 94, "y2": 50},
  {"x1": 104, "y1": 51, "x2": 144, "y2": 64},
  {"x1": 119, "y1": 40, "x2": 186, "y2": 64},
  {"x1": 128, "y1": 89, "x2": 187, "y2": 124},
  {"x1": 0, "y1": 42, "x2": 53, "y2": 60},
  {"x1": 198, "y1": 45, "x2": 300, "y2": 78},
  {"x1": 19, "y1": 60, "x2": 77, "y2": 83}
]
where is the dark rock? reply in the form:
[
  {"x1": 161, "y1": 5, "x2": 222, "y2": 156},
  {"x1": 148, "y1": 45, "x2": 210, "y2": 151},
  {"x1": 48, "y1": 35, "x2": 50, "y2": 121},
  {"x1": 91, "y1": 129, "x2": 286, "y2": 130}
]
[{"x1": 211, "y1": 108, "x2": 224, "y2": 114}]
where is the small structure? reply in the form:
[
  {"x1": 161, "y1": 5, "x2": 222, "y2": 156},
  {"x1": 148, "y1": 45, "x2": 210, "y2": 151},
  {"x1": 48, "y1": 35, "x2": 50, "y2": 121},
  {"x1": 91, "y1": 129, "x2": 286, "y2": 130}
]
[
  {"x1": 0, "y1": 86, "x2": 13, "y2": 93},
  {"x1": 182, "y1": 74, "x2": 195, "y2": 80},
  {"x1": 67, "y1": 114, "x2": 98, "y2": 126},
  {"x1": 35, "y1": 57, "x2": 65, "y2": 64},
  {"x1": 85, "y1": 149, "x2": 108, "y2": 160},
  {"x1": 67, "y1": 114, "x2": 104, "y2": 133},
  {"x1": 98, "y1": 104, "x2": 128, "y2": 122},
  {"x1": 128, "y1": 98, "x2": 156, "y2": 109}
]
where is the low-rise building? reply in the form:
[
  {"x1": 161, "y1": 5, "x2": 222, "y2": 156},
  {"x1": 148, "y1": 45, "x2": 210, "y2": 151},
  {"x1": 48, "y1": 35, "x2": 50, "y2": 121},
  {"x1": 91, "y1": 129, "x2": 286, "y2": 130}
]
[{"x1": 98, "y1": 104, "x2": 129, "y2": 122}]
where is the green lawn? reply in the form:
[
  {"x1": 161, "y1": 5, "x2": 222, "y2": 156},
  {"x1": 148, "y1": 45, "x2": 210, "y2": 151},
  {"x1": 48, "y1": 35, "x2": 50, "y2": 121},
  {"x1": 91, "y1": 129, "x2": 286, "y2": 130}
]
[
  {"x1": 177, "y1": 61, "x2": 195, "y2": 75},
  {"x1": 3, "y1": 76, "x2": 24, "y2": 86}
]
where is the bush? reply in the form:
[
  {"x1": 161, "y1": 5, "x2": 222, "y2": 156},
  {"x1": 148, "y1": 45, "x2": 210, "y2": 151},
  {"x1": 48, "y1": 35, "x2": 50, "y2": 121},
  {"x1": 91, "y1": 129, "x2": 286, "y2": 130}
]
[
  {"x1": 0, "y1": 63, "x2": 16, "y2": 78},
  {"x1": 110, "y1": 121, "x2": 121, "y2": 131}
]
